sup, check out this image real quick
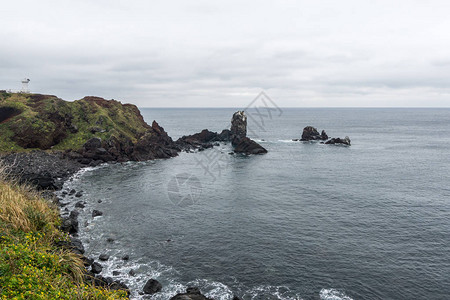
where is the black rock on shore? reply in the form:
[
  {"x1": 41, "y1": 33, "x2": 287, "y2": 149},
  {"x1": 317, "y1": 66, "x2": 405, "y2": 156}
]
[
  {"x1": 170, "y1": 287, "x2": 214, "y2": 300},
  {"x1": 0, "y1": 150, "x2": 82, "y2": 190}
]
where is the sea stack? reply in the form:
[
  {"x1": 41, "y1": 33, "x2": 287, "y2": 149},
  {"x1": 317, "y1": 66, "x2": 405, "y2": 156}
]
[
  {"x1": 230, "y1": 111, "x2": 267, "y2": 155},
  {"x1": 230, "y1": 111, "x2": 247, "y2": 146}
]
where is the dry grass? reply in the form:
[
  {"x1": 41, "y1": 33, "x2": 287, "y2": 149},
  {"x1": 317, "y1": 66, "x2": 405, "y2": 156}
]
[
  {"x1": 0, "y1": 167, "x2": 59, "y2": 233},
  {"x1": 0, "y1": 162, "x2": 127, "y2": 298}
]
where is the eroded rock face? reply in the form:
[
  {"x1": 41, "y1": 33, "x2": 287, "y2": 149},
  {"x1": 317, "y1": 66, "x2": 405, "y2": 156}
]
[
  {"x1": 300, "y1": 126, "x2": 328, "y2": 141},
  {"x1": 131, "y1": 121, "x2": 180, "y2": 161},
  {"x1": 231, "y1": 111, "x2": 247, "y2": 146},
  {"x1": 175, "y1": 128, "x2": 232, "y2": 152},
  {"x1": 233, "y1": 137, "x2": 267, "y2": 155},
  {"x1": 176, "y1": 129, "x2": 219, "y2": 150},
  {"x1": 72, "y1": 121, "x2": 180, "y2": 164}
]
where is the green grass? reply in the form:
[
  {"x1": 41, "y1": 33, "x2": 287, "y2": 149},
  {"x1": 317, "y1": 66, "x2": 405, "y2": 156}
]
[
  {"x1": 0, "y1": 167, "x2": 127, "y2": 299},
  {"x1": 0, "y1": 93, "x2": 151, "y2": 153}
]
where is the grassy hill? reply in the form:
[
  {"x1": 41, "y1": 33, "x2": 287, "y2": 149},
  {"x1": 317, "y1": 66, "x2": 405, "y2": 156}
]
[{"x1": 0, "y1": 92, "x2": 151, "y2": 153}]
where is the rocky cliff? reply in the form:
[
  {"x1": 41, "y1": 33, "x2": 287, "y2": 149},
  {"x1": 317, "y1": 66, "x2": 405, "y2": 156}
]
[{"x1": 0, "y1": 93, "x2": 180, "y2": 161}]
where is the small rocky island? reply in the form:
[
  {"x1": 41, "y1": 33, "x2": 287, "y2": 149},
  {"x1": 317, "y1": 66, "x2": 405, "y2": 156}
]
[
  {"x1": 176, "y1": 110, "x2": 267, "y2": 155},
  {"x1": 293, "y1": 126, "x2": 351, "y2": 146}
]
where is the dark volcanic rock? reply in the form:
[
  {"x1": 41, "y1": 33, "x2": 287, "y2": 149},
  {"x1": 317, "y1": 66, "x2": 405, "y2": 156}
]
[
  {"x1": 234, "y1": 137, "x2": 267, "y2": 155},
  {"x1": 84, "y1": 137, "x2": 102, "y2": 150},
  {"x1": 0, "y1": 151, "x2": 82, "y2": 190},
  {"x1": 70, "y1": 237, "x2": 85, "y2": 255},
  {"x1": 85, "y1": 274, "x2": 130, "y2": 296},
  {"x1": 186, "y1": 129, "x2": 217, "y2": 143},
  {"x1": 54, "y1": 236, "x2": 84, "y2": 255},
  {"x1": 83, "y1": 257, "x2": 94, "y2": 267},
  {"x1": 109, "y1": 280, "x2": 130, "y2": 296},
  {"x1": 92, "y1": 210, "x2": 103, "y2": 218},
  {"x1": 143, "y1": 278, "x2": 162, "y2": 295},
  {"x1": 170, "y1": 287, "x2": 213, "y2": 300},
  {"x1": 131, "y1": 121, "x2": 180, "y2": 161},
  {"x1": 99, "y1": 254, "x2": 110, "y2": 261},
  {"x1": 217, "y1": 129, "x2": 231, "y2": 141},
  {"x1": 231, "y1": 111, "x2": 247, "y2": 146},
  {"x1": 325, "y1": 136, "x2": 351, "y2": 146},
  {"x1": 175, "y1": 129, "x2": 225, "y2": 151},
  {"x1": 228, "y1": 111, "x2": 267, "y2": 155},
  {"x1": 91, "y1": 262, "x2": 103, "y2": 274},
  {"x1": 75, "y1": 201, "x2": 85, "y2": 208},
  {"x1": 300, "y1": 126, "x2": 328, "y2": 141},
  {"x1": 61, "y1": 211, "x2": 79, "y2": 234}
]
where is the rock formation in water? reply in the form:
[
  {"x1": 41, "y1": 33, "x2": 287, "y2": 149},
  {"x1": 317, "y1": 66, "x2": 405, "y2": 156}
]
[
  {"x1": 230, "y1": 111, "x2": 267, "y2": 155},
  {"x1": 300, "y1": 126, "x2": 328, "y2": 141},
  {"x1": 325, "y1": 136, "x2": 351, "y2": 146},
  {"x1": 170, "y1": 287, "x2": 214, "y2": 300},
  {"x1": 230, "y1": 111, "x2": 247, "y2": 146},
  {"x1": 143, "y1": 278, "x2": 162, "y2": 295},
  {"x1": 176, "y1": 129, "x2": 230, "y2": 151},
  {"x1": 175, "y1": 110, "x2": 267, "y2": 155},
  {"x1": 293, "y1": 126, "x2": 351, "y2": 146}
]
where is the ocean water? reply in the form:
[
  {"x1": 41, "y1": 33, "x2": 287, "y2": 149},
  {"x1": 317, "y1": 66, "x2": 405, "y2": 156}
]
[{"x1": 58, "y1": 108, "x2": 450, "y2": 300}]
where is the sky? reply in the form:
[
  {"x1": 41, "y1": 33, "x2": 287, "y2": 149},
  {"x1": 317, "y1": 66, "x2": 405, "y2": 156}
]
[{"x1": 1, "y1": 0, "x2": 450, "y2": 107}]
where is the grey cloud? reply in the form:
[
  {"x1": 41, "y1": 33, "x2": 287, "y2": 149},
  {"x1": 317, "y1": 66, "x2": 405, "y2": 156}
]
[{"x1": 1, "y1": 1, "x2": 449, "y2": 107}]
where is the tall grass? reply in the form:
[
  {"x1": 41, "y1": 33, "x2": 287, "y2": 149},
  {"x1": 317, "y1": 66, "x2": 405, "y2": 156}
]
[{"x1": 0, "y1": 162, "x2": 127, "y2": 299}]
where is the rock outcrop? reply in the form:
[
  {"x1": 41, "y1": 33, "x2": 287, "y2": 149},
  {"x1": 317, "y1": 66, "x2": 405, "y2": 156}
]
[
  {"x1": 230, "y1": 111, "x2": 267, "y2": 155},
  {"x1": 230, "y1": 111, "x2": 247, "y2": 146},
  {"x1": 325, "y1": 136, "x2": 351, "y2": 146},
  {"x1": 64, "y1": 120, "x2": 180, "y2": 166},
  {"x1": 143, "y1": 279, "x2": 162, "y2": 295},
  {"x1": 294, "y1": 126, "x2": 351, "y2": 146},
  {"x1": 175, "y1": 111, "x2": 266, "y2": 155},
  {"x1": 131, "y1": 121, "x2": 180, "y2": 161},
  {"x1": 176, "y1": 129, "x2": 231, "y2": 151},
  {"x1": 234, "y1": 137, "x2": 268, "y2": 155},
  {"x1": 300, "y1": 126, "x2": 328, "y2": 141}
]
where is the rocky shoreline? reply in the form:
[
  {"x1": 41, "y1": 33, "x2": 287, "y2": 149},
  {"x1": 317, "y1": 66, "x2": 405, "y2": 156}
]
[{"x1": 0, "y1": 110, "x2": 263, "y2": 299}]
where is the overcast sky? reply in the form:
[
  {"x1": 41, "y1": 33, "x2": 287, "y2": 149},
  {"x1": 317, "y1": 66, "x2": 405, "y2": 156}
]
[{"x1": 1, "y1": 0, "x2": 450, "y2": 107}]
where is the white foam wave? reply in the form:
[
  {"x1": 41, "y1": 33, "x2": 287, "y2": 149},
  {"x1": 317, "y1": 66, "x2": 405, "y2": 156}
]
[
  {"x1": 244, "y1": 285, "x2": 303, "y2": 300},
  {"x1": 320, "y1": 288, "x2": 354, "y2": 300},
  {"x1": 278, "y1": 139, "x2": 298, "y2": 143}
]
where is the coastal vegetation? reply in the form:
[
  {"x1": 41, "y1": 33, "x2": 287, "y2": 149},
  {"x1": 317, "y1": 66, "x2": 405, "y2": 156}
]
[
  {"x1": 0, "y1": 92, "x2": 151, "y2": 153},
  {"x1": 0, "y1": 166, "x2": 127, "y2": 299}
]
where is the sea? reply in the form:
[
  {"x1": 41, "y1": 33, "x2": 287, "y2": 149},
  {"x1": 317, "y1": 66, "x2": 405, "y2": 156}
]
[{"x1": 57, "y1": 107, "x2": 450, "y2": 300}]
